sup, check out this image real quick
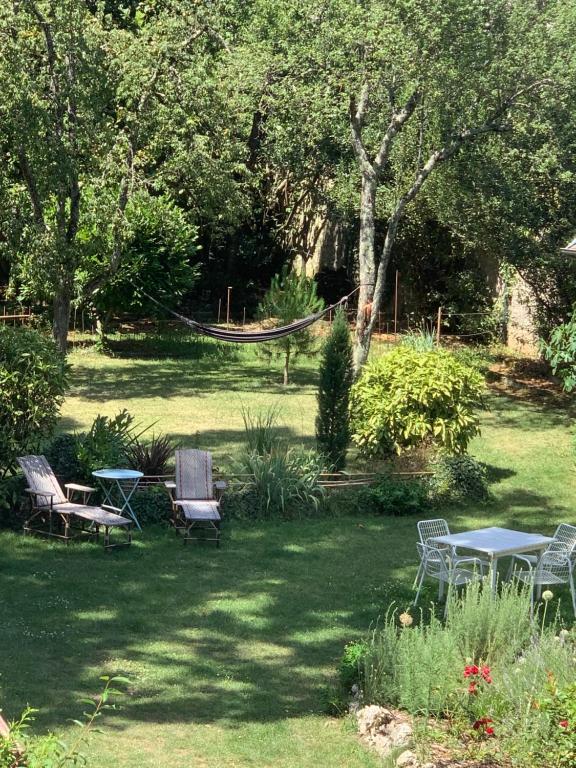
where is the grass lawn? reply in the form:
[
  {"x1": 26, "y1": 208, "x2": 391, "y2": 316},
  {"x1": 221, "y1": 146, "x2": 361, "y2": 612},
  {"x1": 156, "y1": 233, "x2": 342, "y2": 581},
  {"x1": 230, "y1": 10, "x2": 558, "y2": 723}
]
[{"x1": 2, "y1": 345, "x2": 576, "y2": 766}]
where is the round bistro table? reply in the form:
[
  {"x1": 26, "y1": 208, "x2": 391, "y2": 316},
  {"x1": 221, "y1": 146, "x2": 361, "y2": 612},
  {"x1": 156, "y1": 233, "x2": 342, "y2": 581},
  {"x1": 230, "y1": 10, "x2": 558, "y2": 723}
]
[{"x1": 92, "y1": 468, "x2": 144, "y2": 531}]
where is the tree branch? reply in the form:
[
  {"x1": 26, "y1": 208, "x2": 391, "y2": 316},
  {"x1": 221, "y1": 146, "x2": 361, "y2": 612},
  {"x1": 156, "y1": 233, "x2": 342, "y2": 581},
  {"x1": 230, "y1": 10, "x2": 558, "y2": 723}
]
[
  {"x1": 349, "y1": 84, "x2": 375, "y2": 177},
  {"x1": 373, "y1": 88, "x2": 421, "y2": 172}
]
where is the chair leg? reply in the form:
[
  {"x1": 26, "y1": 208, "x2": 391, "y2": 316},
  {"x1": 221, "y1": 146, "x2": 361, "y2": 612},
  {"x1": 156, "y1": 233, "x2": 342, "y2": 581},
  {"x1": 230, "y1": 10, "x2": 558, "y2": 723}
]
[
  {"x1": 413, "y1": 571, "x2": 425, "y2": 607},
  {"x1": 412, "y1": 563, "x2": 423, "y2": 590},
  {"x1": 438, "y1": 580, "x2": 445, "y2": 601},
  {"x1": 529, "y1": 587, "x2": 535, "y2": 622},
  {"x1": 570, "y1": 575, "x2": 576, "y2": 618}
]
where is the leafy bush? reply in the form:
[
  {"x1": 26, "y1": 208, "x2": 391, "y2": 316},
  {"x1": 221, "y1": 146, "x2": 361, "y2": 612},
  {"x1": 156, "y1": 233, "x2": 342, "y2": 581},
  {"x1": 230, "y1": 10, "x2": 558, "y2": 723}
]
[
  {"x1": 350, "y1": 346, "x2": 485, "y2": 456},
  {"x1": 340, "y1": 640, "x2": 370, "y2": 693},
  {"x1": 45, "y1": 433, "x2": 84, "y2": 485},
  {"x1": 76, "y1": 410, "x2": 142, "y2": 479},
  {"x1": 0, "y1": 326, "x2": 67, "y2": 477},
  {"x1": 400, "y1": 328, "x2": 436, "y2": 352},
  {"x1": 235, "y1": 449, "x2": 324, "y2": 519},
  {"x1": 358, "y1": 477, "x2": 432, "y2": 516},
  {"x1": 541, "y1": 310, "x2": 576, "y2": 391},
  {"x1": 316, "y1": 309, "x2": 353, "y2": 471},
  {"x1": 428, "y1": 454, "x2": 490, "y2": 504},
  {"x1": 0, "y1": 675, "x2": 126, "y2": 768},
  {"x1": 220, "y1": 487, "x2": 261, "y2": 519},
  {"x1": 129, "y1": 486, "x2": 172, "y2": 525}
]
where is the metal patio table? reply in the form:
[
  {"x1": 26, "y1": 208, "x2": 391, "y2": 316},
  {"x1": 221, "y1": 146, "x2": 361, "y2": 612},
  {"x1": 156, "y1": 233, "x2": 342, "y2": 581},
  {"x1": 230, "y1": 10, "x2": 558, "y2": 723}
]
[
  {"x1": 431, "y1": 526, "x2": 553, "y2": 592},
  {"x1": 92, "y1": 468, "x2": 144, "y2": 531}
]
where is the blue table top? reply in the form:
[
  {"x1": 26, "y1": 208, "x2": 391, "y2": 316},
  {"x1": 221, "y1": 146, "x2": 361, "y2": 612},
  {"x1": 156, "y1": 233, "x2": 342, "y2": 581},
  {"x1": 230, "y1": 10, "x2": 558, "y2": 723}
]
[{"x1": 92, "y1": 469, "x2": 143, "y2": 480}]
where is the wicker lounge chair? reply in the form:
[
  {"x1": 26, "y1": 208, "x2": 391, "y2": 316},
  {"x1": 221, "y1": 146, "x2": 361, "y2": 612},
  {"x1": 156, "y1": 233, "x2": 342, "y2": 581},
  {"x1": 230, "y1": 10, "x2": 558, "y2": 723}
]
[
  {"x1": 165, "y1": 449, "x2": 225, "y2": 546},
  {"x1": 17, "y1": 455, "x2": 132, "y2": 549}
]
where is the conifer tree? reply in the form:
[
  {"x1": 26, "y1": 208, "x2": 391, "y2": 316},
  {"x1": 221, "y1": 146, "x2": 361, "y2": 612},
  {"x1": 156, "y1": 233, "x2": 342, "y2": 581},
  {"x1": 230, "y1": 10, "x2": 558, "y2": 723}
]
[{"x1": 316, "y1": 308, "x2": 353, "y2": 471}]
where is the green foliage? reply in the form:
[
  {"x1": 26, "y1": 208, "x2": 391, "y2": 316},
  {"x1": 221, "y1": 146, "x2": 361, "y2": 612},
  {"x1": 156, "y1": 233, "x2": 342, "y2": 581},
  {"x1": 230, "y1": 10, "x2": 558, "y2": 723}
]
[
  {"x1": 428, "y1": 455, "x2": 490, "y2": 504},
  {"x1": 542, "y1": 310, "x2": 576, "y2": 391},
  {"x1": 76, "y1": 410, "x2": 138, "y2": 479},
  {"x1": 536, "y1": 677, "x2": 576, "y2": 768},
  {"x1": 125, "y1": 434, "x2": 176, "y2": 477},
  {"x1": 358, "y1": 478, "x2": 432, "y2": 517},
  {"x1": 258, "y1": 268, "x2": 324, "y2": 384},
  {"x1": 80, "y1": 193, "x2": 201, "y2": 320},
  {"x1": 236, "y1": 449, "x2": 325, "y2": 519},
  {"x1": 316, "y1": 309, "x2": 353, "y2": 471},
  {"x1": 129, "y1": 486, "x2": 172, "y2": 526},
  {"x1": 350, "y1": 346, "x2": 485, "y2": 456},
  {"x1": 0, "y1": 676, "x2": 127, "y2": 767},
  {"x1": 339, "y1": 640, "x2": 369, "y2": 693},
  {"x1": 0, "y1": 326, "x2": 67, "y2": 477},
  {"x1": 400, "y1": 329, "x2": 437, "y2": 352},
  {"x1": 241, "y1": 405, "x2": 283, "y2": 456},
  {"x1": 45, "y1": 433, "x2": 85, "y2": 486}
]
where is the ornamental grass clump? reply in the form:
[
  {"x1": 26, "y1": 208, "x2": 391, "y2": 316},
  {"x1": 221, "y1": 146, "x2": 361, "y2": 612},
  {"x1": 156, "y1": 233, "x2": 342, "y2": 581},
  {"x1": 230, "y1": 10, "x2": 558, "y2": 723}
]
[{"x1": 349, "y1": 345, "x2": 485, "y2": 456}]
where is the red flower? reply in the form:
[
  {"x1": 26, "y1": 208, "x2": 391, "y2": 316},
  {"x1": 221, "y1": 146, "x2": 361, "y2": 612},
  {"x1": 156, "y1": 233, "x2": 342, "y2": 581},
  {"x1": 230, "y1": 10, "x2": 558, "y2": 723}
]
[
  {"x1": 481, "y1": 666, "x2": 492, "y2": 683},
  {"x1": 560, "y1": 720, "x2": 569, "y2": 728},
  {"x1": 473, "y1": 717, "x2": 492, "y2": 730},
  {"x1": 464, "y1": 665, "x2": 479, "y2": 677},
  {"x1": 485, "y1": 726, "x2": 495, "y2": 736},
  {"x1": 468, "y1": 682, "x2": 478, "y2": 695}
]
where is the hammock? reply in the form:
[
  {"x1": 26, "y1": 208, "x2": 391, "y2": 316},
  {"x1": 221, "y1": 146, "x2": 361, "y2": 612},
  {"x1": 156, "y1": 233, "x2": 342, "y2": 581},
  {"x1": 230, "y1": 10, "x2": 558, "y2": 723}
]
[{"x1": 142, "y1": 289, "x2": 357, "y2": 343}]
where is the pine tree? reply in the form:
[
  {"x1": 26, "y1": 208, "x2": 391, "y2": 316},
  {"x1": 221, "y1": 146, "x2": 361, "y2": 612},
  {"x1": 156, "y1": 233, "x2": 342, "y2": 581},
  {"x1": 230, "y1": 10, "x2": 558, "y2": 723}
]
[
  {"x1": 258, "y1": 267, "x2": 324, "y2": 385},
  {"x1": 316, "y1": 308, "x2": 353, "y2": 471}
]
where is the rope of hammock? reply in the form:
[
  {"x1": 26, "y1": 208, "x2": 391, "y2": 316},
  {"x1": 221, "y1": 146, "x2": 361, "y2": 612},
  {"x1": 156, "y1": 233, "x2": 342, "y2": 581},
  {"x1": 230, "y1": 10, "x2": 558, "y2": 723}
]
[{"x1": 142, "y1": 286, "x2": 360, "y2": 343}]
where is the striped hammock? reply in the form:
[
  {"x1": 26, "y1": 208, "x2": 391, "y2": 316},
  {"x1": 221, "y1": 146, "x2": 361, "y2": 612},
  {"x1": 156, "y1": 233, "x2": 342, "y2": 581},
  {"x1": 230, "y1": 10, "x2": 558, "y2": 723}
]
[{"x1": 143, "y1": 290, "x2": 355, "y2": 343}]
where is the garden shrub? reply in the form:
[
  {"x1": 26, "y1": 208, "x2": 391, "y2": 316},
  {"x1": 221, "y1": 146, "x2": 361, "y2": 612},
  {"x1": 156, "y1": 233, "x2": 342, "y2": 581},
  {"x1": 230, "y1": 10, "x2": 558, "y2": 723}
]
[
  {"x1": 349, "y1": 345, "x2": 485, "y2": 456},
  {"x1": 316, "y1": 308, "x2": 353, "y2": 471},
  {"x1": 541, "y1": 309, "x2": 576, "y2": 391},
  {"x1": 129, "y1": 486, "x2": 172, "y2": 525},
  {"x1": 236, "y1": 448, "x2": 324, "y2": 518},
  {"x1": 349, "y1": 582, "x2": 576, "y2": 767},
  {"x1": 45, "y1": 433, "x2": 84, "y2": 485},
  {"x1": 76, "y1": 410, "x2": 137, "y2": 479},
  {"x1": 358, "y1": 477, "x2": 432, "y2": 516},
  {"x1": 428, "y1": 454, "x2": 490, "y2": 504},
  {"x1": 0, "y1": 326, "x2": 67, "y2": 477},
  {"x1": 125, "y1": 433, "x2": 176, "y2": 477}
]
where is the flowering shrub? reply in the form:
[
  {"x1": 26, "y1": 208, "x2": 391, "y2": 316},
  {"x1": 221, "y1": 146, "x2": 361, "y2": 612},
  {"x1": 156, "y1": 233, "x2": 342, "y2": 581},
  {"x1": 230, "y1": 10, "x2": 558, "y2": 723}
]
[{"x1": 535, "y1": 677, "x2": 576, "y2": 768}]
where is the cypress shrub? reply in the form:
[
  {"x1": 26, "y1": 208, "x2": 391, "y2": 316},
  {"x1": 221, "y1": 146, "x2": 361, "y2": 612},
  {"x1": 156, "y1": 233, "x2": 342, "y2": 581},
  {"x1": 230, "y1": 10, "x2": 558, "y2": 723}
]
[{"x1": 316, "y1": 309, "x2": 353, "y2": 471}]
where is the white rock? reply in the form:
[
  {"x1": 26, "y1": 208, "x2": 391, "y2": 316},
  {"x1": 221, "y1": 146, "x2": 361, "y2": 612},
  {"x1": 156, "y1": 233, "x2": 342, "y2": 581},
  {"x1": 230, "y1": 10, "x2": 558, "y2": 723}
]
[
  {"x1": 395, "y1": 750, "x2": 418, "y2": 767},
  {"x1": 389, "y1": 721, "x2": 413, "y2": 746}
]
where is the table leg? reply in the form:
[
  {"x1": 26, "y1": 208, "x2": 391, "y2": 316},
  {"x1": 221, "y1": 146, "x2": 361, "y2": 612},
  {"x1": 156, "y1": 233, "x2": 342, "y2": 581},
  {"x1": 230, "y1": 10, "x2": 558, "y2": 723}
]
[
  {"x1": 115, "y1": 479, "x2": 142, "y2": 531},
  {"x1": 490, "y1": 557, "x2": 499, "y2": 592}
]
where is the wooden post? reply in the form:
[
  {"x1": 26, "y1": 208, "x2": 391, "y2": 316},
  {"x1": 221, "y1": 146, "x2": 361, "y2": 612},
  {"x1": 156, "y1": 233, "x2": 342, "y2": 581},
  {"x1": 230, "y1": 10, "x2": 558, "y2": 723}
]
[
  {"x1": 226, "y1": 286, "x2": 232, "y2": 330},
  {"x1": 217, "y1": 298, "x2": 222, "y2": 324},
  {"x1": 393, "y1": 270, "x2": 399, "y2": 340},
  {"x1": 436, "y1": 306, "x2": 442, "y2": 345},
  {"x1": 243, "y1": 306, "x2": 246, "y2": 327}
]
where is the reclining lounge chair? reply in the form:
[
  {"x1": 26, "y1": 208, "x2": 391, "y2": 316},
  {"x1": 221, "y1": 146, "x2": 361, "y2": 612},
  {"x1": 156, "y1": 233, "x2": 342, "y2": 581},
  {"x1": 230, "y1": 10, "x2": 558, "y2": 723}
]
[
  {"x1": 17, "y1": 455, "x2": 132, "y2": 549},
  {"x1": 165, "y1": 449, "x2": 224, "y2": 546}
]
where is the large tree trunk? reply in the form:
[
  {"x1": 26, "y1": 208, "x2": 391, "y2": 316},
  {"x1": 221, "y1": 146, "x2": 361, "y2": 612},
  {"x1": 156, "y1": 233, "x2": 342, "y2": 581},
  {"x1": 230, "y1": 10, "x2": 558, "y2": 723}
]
[
  {"x1": 353, "y1": 173, "x2": 377, "y2": 374},
  {"x1": 52, "y1": 281, "x2": 72, "y2": 354}
]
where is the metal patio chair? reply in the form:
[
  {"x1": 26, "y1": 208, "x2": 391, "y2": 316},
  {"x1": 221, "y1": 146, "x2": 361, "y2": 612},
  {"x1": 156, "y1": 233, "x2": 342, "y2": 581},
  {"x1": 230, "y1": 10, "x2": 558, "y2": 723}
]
[
  {"x1": 508, "y1": 523, "x2": 576, "y2": 579},
  {"x1": 414, "y1": 518, "x2": 489, "y2": 588},
  {"x1": 17, "y1": 455, "x2": 132, "y2": 549},
  {"x1": 414, "y1": 542, "x2": 485, "y2": 617},
  {"x1": 513, "y1": 547, "x2": 576, "y2": 619},
  {"x1": 165, "y1": 449, "x2": 224, "y2": 546}
]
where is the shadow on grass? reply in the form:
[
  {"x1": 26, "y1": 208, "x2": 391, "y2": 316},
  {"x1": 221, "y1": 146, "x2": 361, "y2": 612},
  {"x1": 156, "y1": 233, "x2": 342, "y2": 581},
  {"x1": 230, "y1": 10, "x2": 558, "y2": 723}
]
[{"x1": 0, "y1": 517, "x2": 416, "y2": 732}]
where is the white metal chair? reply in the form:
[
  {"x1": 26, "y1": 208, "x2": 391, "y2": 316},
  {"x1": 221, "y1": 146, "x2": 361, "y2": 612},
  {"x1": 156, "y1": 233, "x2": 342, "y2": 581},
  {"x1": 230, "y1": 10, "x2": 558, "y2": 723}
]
[
  {"x1": 414, "y1": 519, "x2": 488, "y2": 588},
  {"x1": 414, "y1": 542, "x2": 485, "y2": 617},
  {"x1": 165, "y1": 449, "x2": 225, "y2": 546},
  {"x1": 513, "y1": 548, "x2": 576, "y2": 619},
  {"x1": 508, "y1": 523, "x2": 576, "y2": 580}
]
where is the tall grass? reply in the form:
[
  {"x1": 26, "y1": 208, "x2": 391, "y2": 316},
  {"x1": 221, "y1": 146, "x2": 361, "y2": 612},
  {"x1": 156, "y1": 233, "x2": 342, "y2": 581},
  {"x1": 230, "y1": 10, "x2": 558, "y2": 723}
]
[{"x1": 241, "y1": 404, "x2": 283, "y2": 455}]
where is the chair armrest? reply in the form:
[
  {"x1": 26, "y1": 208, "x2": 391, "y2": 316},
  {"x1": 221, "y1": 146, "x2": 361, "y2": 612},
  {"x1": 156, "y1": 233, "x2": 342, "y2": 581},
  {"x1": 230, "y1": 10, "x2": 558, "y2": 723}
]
[
  {"x1": 65, "y1": 483, "x2": 97, "y2": 493},
  {"x1": 214, "y1": 480, "x2": 227, "y2": 490},
  {"x1": 512, "y1": 554, "x2": 535, "y2": 571},
  {"x1": 164, "y1": 481, "x2": 176, "y2": 489},
  {"x1": 101, "y1": 504, "x2": 124, "y2": 515},
  {"x1": 25, "y1": 488, "x2": 56, "y2": 496}
]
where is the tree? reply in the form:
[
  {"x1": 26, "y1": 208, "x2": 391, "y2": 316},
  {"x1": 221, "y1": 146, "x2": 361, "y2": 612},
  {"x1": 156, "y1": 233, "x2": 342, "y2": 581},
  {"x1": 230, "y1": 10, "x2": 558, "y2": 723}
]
[
  {"x1": 0, "y1": 326, "x2": 67, "y2": 478},
  {"x1": 258, "y1": 268, "x2": 324, "y2": 385},
  {"x1": 0, "y1": 0, "x2": 235, "y2": 351},
  {"x1": 316, "y1": 308, "x2": 353, "y2": 471}
]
